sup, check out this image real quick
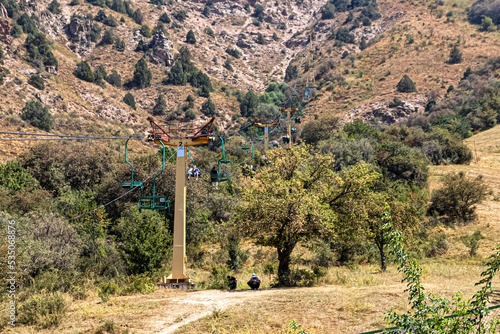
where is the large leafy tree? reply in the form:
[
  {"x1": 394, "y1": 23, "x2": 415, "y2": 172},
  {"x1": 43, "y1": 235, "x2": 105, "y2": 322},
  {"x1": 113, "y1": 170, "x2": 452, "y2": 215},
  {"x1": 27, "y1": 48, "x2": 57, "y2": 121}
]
[{"x1": 235, "y1": 146, "x2": 378, "y2": 286}]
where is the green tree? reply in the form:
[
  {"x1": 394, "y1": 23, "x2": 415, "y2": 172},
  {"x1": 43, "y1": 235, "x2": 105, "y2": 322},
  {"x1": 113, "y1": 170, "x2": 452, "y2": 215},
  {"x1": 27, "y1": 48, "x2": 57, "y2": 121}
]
[
  {"x1": 159, "y1": 13, "x2": 171, "y2": 23},
  {"x1": 461, "y1": 230, "x2": 483, "y2": 256},
  {"x1": 17, "y1": 13, "x2": 38, "y2": 34},
  {"x1": 114, "y1": 37, "x2": 125, "y2": 51},
  {"x1": 94, "y1": 64, "x2": 108, "y2": 87},
  {"x1": 105, "y1": 15, "x2": 118, "y2": 27},
  {"x1": 321, "y1": 3, "x2": 335, "y2": 19},
  {"x1": 10, "y1": 24, "x2": 23, "y2": 38},
  {"x1": 133, "y1": 9, "x2": 143, "y2": 24},
  {"x1": 73, "y1": 60, "x2": 95, "y2": 82},
  {"x1": 448, "y1": 45, "x2": 462, "y2": 64},
  {"x1": 24, "y1": 31, "x2": 58, "y2": 69},
  {"x1": 336, "y1": 27, "x2": 355, "y2": 43},
  {"x1": 116, "y1": 207, "x2": 172, "y2": 274},
  {"x1": 173, "y1": 10, "x2": 186, "y2": 22},
  {"x1": 223, "y1": 58, "x2": 233, "y2": 71},
  {"x1": 28, "y1": 74, "x2": 45, "y2": 90},
  {"x1": 152, "y1": 94, "x2": 166, "y2": 116},
  {"x1": 239, "y1": 90, "x2": 259, "y2": 117},
  {"x1": 359, "y1": 36, "x2": 367, "y2": 50},
  {"x1": 140, "y1": 24, "x2": 151, "y2": 38},
  {"x1": 123, "y1": 92, "x2": 136, "y2": 110},
  {"x1": 100, "y1": 29, "x2": 114, "y2": 45},
  {"x1": 186, "y1": 29, "x2": 196, "y2": 44},
  {"x1": 167, "y1": 61, "x2": 187, "y2": 85},
  {"x1": 73, "y1": 61, "x2": 94, "y2": 82},
  {"x1": 47, "y1": 0, "x2": 61, "y2": 14},
  {"x1": 0, "y1": 161, "x2": 37, "y2": 191},
  {"x1": 301, "y1": 114, "x2": 341, "y2": 145},
  {"x1": 200, "y1": 97, "x2": 216, "y2": 117},
  {"x1": 235, "y1": 147, "x2": 378, "y2": 286},
  {"x1": 106, "y1": 70, "x2": 122, "y2": 87},
  {"x1": 132, "y1": 57, "x2": 152, "y2": 88},
  {"x1": 21, "y1": 100, "x2": 53, "y2": 132},
  {"x1": 429, "y1": 171, "x2": 490, "y2": 222},
  {"x1": 284, "y1": 64, "x2": 298, "y2": 82},
  {"x1": 396, "y1": 74, "x2": 416, "y2": 93}
]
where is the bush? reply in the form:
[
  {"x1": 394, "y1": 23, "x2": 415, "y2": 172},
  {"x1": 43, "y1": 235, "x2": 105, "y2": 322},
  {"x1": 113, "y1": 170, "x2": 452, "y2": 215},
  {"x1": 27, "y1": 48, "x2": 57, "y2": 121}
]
[
  {"x1": 223, "y1": 58, "x2": 233, "y2": 71},
  {"x1": 140, "y1": 24, "x2": 151, "y2": 38},
  {"x1": 256, "y1": 32, "x2": 266, "y2": 45},
  {"x1": 73, "y1": 61, "x2": 94, "y2": 82},
  {"x1": 448, "y1": 45, "x2": 462, "y2": 64},
  {"x1": 240, "y1": 90, "x2": 259, "y2": 117},
  {"x1": 106, "y1": 70, "x2": 122, "y2": 87},
  {"x1": 25, "y1": 32, "x2": 58, "y2": 69},
  {"x1": 114, "y1": 37, "x2": 125, "y2": 51},
  {"x1": 321, "y1": 3, "x2": 335, "y2": 19},
  {"x1": 116, "y1": 207, "x2": 172, "y2": 274},
  {"x1": 185, "y1": 108, "x2": 196, "y2": 120},
  {"x1": 167, "y1": 61, "x2": 186, "y2": 85},
  {"x1": 132, "y1": 57, "x2": 152, "y2": 88},
  {"x1": 133, "y1": 9, "x2": 143, "y2": 24},
  {"x1": 0, "y1": 0, "x2": 19, "y2": 17},
  {"x1": 173, "y1": 10, "x2": 186, "y2": 22},
  {"x1": 396, "y1": 75, "x2": 416, "y2": 93},
  {"x1": 336, "y1": 27, "x2": 355, "y2": 43},
  {"x1": 93, "y1": 64, "x2": 107, "y2": 87},
  {"x1": 159, "y1": 13, "x2": 171, "y2": 23},
  {"x1": 17, "y1": 13, "x2": 38, "y2": 34},
  {"x1": 200, "y1": 97, "x2": 216, "y2": 117},
  {"x1": 10, "y1": 24, "x2": 22, "y2": 38},
  {"x1": 152, "y1": 94, "x2": 166, "y2": 116},
  {"x1": 186, "y1": 29, "x2": 196, "y2": 44},
  {"x1": 429, "y1": 171, "x2": 490, "y2": 222},
  {"x1": 123, "y1": 92, "x2": 136, "y2": 110},
  {"x1": 47, "y1": 0, "x2": 61, "y2": 14},
  {"x1": 95, "y1": 9, "x2": 107, "y2": 22},
  {"x1": 28, "y1": 74, "x2": 45, "y2": 90},
  {"x1": 468, "y1": 0, "x2": 500, "y2": 25},
  {"x1": 21, "y1": 100, "x2": 53, "y2": 131},
  {"x1": 284, "y1": 64, "x2": 298, "y2": 82},
  {"x1": 104, "y1": 15, "x2": 118, "y2": 27},
  {"x1": 461, "y1": 230, "x2": 482, "y2": 256},
  {"x1": 0, "y1": 161, "x2": 36, "y2": 191},
  {"x1": 18, "y1": 292, "x2": 66, "y2": 328},
  {"x1": 100, "y1": 29, "x2": 114, "y2": 45},
  {"x1": 481, "y1": 16, "x2": 496, "y2": 32},
  {"x1": 359, "y1": 36, "x2": 368, "y2": 50}
]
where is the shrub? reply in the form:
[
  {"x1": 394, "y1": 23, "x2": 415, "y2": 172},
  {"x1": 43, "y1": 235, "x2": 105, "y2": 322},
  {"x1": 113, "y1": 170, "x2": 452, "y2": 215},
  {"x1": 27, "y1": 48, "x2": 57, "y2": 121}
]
[
  {"x1": 10, "y1": 24, "x2": 22, "y2": 38},
  {"x1": 47, "y1": 0, "x2": 61, "y2": 14},
  {"x1": 123, "y1": 92, "x2": 136, "y2": 109},
  {"x1": 18, "y1": 292, "x2": 66, "y2": 328},
  {"x1": 104, "y1": 15, "x2": 118, "y2": 27},
  {"x1": 0, "y1": 161, "x2": 36, "y2": 191},
  {"x1": 93, "y1": 64, "x2": 107, "y2": 87},
  {"x1": 200, "y1": 97, "x2": 216, "y2": 117},
  {"x1": 95, "y1": 9, "x2": 107, "y2": 22},
  {"x1": 73, "y1": 61, "x2": 94, "y2": 82},
  {"x1": 223, "y1": 58, "x2": 233, "y2": 71},
  {"x1": 159, "y1": 13, "x2": 171, "y2": 23},
  {"x1": 106, "y1": 70, "x2": 122, "y2": 87},
  {"x1": 461, "y1": 230, "x2": 483, "y2": 256},
  {"x1": 240, "y1": 90, "x2": 259, "y2": 117},
  {"x1": 152, "y1": 94, "x2": 166, "y2": 116},
  {"x1": 28, "y1": 74, "x2": 44, "y2": 90},
  {"x1": 388, "y1": 97, "x2": 401, "y2": 108},
  {"x1": 256, "y1": 32, "x2": 266, "y2": 45},
  {"x1": 359, "y1": 36, "x2": 368, "y2": 50},
  {"x1": 133, "y1": 9, "x2": 143, "y2": 24},
  {"x1": 114, "y1": 37, "x2": 125, "y2": 51},
  {"x1": 21, "y1": 100, "x2": 53, "y2": 131},
  {"x1": 429, "y1": 171, "x2": 491, "y2": 222},
  {"x1": 0, "y1": 0, "x2": 19, "y2": 17},
  {"x1": 321, "y1": 3, "x2": 335, "y2": 19},
  {"x1": 186, "y1": 29, "x2": 196, "y2": 44},
  {"x1": 396, "y1": 75, "x2": 416, "y2": 93},
  {"x1": 284, "y1": 64, "x2": 298, "y2": 82},
  {"x1": 185, "y1": 108, "x2": 196, "y2": 120},
  {"x1": 448, "y1": 45, "x2": 462, "y2": 64},
  {"x1": 25, "y1": 32, "x2": 58, "y2": 69},
  {"x1": 100, "y1": 29, "x2": 114, "y2": 45},
  {"x1": 17, "y1": 13, "x2": 38, "y2": 34},
  {"x1": 336, "y1": 27, "x2": 355, "y2": 43},
  {"x1": 140, "y1": 24, "x2": 151, "y2": 38},
  {"x1": 132, "y1": 57, "x2": 152, "y2": 88},
  {"x1": 226, "y1": 48, "x2": 240, "y2": 58},
  {"x1": 173, "y1": 10, "x2": 186, "y2": 22},
  {"x1": 205, "y1": 27, "x2": 215, "y2": 37},
  {"x1": 481, "y1": 16, "x2": 496, "y2": 32}
]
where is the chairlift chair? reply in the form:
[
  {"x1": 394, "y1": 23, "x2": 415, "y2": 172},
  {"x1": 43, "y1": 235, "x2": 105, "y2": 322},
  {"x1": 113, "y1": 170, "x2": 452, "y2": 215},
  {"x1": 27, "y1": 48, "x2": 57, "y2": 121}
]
[
  {"x1": 121, "y1": 137, "x2": 144, "y2": 189},
  {"x1": 139, "y1": 140, "x2": 170, "y2": 212}
]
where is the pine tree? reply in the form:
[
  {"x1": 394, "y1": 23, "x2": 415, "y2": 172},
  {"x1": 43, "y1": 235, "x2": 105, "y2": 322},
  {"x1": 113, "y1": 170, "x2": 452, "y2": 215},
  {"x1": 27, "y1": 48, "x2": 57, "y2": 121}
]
[
  {"x1": 123, "y1": 93, "x2": 136, "y2": 110},
  {"x1": 94, "y1": 65, "x2": 108, "y2": 87},
  {"x1": 256, "y1": 33, "x2": 266, "y2": 45},
  {"x1": 21, "y1": 100, "x2": 53, "y2": 131},
  {"x1": 359, "y1": 36, "x2": 367, "y2": 50},
  {"x1": 240, "y1": 91, "x2": 259, "y2": 117},
  {"x1": 186, "y1": 30, "x2": 196, "y2": 44},
  {"x1": 168, "y1": 61, "x2": 187, "y2": 85},
  {"x1": 106, "y1": 70, "x2": 122, "y2": 87},
  {"x1": 47, "y1": 0, "x2": 61, "y2": 14},
  {"x1": 28, "y1": 74, "x2": 45, "y2": 90},
  {"x1": 448, "y1": 45, "x2": 462, "y2": 64},
  {"x1": 132, "y1": 57, "x2": 152, "y2": 88},
  {"x1": 152, "y1": 94, "x2": 166, "y2": 116},
  {"x1": 133, "y1": 9, "x2": 144, "y2": 24},
  {"x1": 396, "y1": 75, "x2": 417, "y2": 93},
  {"x1": 159, "y1": 13, "x2": 171, "y2": 24},
  {"x1": 200, "y1": 97, "x2": 216, "y2": 117}
]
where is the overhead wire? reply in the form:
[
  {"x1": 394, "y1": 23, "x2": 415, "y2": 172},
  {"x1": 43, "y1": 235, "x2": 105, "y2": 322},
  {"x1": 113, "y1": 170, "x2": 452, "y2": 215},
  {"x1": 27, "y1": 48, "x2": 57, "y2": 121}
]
[{"x1": 0, "y1": 148, "x2": 177, "y2": 237}]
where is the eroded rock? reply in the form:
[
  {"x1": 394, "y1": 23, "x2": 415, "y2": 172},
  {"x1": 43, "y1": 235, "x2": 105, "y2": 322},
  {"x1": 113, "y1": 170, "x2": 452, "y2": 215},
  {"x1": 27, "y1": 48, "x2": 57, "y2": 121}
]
[{"x1": 145, "y1": 30, "x2": 173, "y2": 66}]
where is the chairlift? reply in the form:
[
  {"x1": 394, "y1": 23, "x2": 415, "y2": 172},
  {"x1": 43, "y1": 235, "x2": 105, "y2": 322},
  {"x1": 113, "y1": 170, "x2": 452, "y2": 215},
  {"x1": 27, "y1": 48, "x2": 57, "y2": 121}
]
[
  {"x1": 121, "y1": 137, "x2": 144, "y2": 189},
  {"x1": 139, "y1": 140, "x2": 170, "y2": 212}
]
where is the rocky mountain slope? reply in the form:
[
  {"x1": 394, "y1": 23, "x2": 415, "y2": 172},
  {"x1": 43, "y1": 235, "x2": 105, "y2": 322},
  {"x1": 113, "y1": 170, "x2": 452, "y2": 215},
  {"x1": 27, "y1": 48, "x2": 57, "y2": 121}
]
[{"x1": 0, "y1": 0, "x2": 499, "y2": 161}]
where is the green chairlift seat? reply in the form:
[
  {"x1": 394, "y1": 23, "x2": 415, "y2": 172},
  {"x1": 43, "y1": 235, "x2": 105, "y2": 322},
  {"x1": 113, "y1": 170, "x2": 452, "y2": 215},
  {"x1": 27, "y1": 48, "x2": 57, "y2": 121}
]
[
  {"x1": 241, "y1": 132, "x2": 250, "y2": 150},
  {"x1": 121, "y1": 137, "x2": 144, "y2": 189},
  {"x1": 217, "y1": 137, "x2": 231, "y2": 182},
  {"x1": 139, "y1": 140, "x2": 170, "y2": 212}
]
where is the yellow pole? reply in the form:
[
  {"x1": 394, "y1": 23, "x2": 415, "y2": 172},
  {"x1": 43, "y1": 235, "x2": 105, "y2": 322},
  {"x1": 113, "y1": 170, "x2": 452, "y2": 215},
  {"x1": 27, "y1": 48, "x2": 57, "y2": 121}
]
[
  {"x1": 264, "y1": 127, "x2": 269, "y2": 152},
  {"x1": 167, "y1": 144, "x2": 189, "y2": 283},
  {"x1": 287, "y1": 110, "x2": 292, "y2": 149}
]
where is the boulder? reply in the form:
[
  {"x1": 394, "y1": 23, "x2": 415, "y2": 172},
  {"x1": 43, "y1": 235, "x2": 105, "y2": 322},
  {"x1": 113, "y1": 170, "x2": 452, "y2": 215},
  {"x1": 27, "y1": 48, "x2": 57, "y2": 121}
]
[
  {"x1": 0, "y1": 18, "x2": 13, "y2": 45},
  {"x1": 146, "y1": 30, "x2": 173, "y2": 66}
]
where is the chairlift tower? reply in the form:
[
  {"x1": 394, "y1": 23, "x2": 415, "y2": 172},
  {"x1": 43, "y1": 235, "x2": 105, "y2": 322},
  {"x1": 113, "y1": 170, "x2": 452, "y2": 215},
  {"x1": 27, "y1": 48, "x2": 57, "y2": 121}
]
[
  {"x1": 253, "y1": 117, "x2": 279, "y2": 152},
  {"x1": 147, "y1": 117, "x2": 215, "y2": 288}
]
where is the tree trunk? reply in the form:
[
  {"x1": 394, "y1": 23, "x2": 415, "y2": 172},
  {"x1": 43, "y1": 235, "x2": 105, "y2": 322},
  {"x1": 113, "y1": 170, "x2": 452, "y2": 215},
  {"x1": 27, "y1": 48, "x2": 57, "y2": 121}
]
[
  {"x1": 378, "y1": 242, "x2": 387, "y2": 271},
  {"x1": 277, "y1": 244, "x2": 295, "y2": 286}
]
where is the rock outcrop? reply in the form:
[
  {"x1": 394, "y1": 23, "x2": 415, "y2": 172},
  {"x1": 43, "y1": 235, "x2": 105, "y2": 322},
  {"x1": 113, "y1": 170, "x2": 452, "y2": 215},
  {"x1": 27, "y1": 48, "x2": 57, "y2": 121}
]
[
  {"x1": 0, "y1": 3, "x2": 8, "y2": 18},
  {"x1": 345, "y1": 98, "x2": 427, "y2": 125},
  {"x1": 0, "y1": 18, "x2": 13, "y2": 45},
  {"x1": 145, "y1": 30, "x2": 173, "y2": 66},
  {"x1": 66, "y1": 17, "x2": 94, "y2": 57}
]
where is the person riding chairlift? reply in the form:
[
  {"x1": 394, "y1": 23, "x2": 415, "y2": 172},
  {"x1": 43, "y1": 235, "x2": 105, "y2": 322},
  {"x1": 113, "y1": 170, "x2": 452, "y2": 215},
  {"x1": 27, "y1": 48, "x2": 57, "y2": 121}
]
[
  {"x1": 193, "y1": 165, "x2": 200, "y2": 181},
  {"x1": 273, "y1": 140, "x2": 279, "y2": 148},
  {"x1": 186, "y1": 166, "x2": 193, "y2": 180}
]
